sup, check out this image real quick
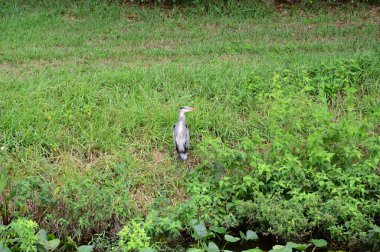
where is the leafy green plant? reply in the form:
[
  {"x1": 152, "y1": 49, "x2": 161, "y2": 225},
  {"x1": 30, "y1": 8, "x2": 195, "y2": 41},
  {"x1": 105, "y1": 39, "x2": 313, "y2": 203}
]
[
  {"x1": 224, "y1": 234, "x2": 240, "y2": 243},
  {"x1": 0, "y1": 219, "x2": 94, "y2": 252},
  {"x1": 76, "y1": 245, "x2": 95, "y2": 252},
  {"x1": 10, "y1": 218, "x2": 39, "y2": 252},
  {"x1": 269, "y1": 239, "x2": 325, "y2": 252},
  {"x1": 118, "y1": 220, "x2": 152, "y2": 251},
  {"x1": 190, "y1": 219, "x2": 209, "y2": 242},
  {"x1": 0, "y1": 218, "x2": 38, "y2": 252},
  {"x1": 144, "y1": 210, "x2": 182, "y2": 239},
  {"x1": 37, "y1": 229, "x2": 60, "y2": 251}
]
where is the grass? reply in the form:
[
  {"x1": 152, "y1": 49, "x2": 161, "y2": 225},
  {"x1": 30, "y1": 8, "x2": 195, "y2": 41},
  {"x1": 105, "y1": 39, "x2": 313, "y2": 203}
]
[{"x1": 0, "y1": 1, "x2": 379, "y2": 251}]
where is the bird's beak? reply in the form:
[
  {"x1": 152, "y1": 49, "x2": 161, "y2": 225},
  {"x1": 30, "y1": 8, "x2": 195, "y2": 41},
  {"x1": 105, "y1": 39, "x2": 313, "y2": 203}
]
[{"x1": 191, "y1": 108, "x2": 197, "y2": 111}]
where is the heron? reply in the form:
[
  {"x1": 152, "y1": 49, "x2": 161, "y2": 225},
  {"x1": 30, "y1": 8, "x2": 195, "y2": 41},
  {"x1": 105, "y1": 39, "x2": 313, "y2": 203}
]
[{"x1": 173, "y1": 106, "x2": 196, "y2": 161}]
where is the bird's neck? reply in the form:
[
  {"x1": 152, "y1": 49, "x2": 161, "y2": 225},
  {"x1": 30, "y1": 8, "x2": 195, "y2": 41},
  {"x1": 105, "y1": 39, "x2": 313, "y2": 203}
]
[{"x1": 178, "y1": 111, "x2": 186, "y2": 124}]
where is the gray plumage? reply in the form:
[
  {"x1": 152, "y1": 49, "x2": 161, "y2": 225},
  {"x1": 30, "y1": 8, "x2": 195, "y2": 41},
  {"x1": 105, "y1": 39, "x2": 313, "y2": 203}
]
[{"x1": 173, "y1": 106, "x2": 195, "y2": 161}]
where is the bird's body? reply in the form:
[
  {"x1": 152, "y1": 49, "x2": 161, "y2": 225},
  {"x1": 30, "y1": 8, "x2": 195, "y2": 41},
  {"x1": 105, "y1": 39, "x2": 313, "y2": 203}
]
[{"x1": 173, "y1": 106, "x2": 195, "y2": 161}]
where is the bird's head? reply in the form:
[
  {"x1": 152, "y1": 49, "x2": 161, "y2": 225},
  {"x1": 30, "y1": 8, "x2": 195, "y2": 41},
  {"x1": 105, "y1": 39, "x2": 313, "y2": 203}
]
[{"x1": 179, "y1": 106, "x2": 196, "y2": 113}]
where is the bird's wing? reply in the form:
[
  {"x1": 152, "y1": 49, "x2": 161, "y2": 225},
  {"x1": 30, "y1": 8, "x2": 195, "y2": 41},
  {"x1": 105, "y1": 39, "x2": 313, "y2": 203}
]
[
  {"x1": 173, "y1": 123, "x2": 188, "y2": 154},
  {"x1": 173, "y1": 123, "x2": 182, "y2": 153},
  {"x1": 185, "y1": 126, "x2": 189, "y2": 152}
]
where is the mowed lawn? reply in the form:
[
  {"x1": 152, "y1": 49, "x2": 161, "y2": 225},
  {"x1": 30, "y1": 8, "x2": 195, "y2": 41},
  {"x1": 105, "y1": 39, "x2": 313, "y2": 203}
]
[{"x1": 0, "y1": 1, "x2": 379, "y2": 249}]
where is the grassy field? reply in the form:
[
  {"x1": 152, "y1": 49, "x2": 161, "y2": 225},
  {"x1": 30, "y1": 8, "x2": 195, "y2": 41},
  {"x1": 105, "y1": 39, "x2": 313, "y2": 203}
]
[{"x1": 0, "y1": 1, "x2": 380, "y2": 251}]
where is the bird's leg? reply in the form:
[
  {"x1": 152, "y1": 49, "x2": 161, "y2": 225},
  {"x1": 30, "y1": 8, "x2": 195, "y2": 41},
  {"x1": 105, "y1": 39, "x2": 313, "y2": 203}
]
[
  {"x1": 176, "y1": 157, "x2": 186, "y2": 171},
  {"x1": 176, "y1": 159, "x2": 189, "y2": 180},
  {"x1": 176, "y1": 158, "x2": 182, "y2": 170}
]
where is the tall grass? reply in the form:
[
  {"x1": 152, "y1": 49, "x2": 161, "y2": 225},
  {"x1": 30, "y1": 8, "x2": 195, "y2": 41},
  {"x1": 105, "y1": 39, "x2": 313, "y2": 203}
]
[{"x1": 0, "y1": 0, "x2": 379, "y2": 250}]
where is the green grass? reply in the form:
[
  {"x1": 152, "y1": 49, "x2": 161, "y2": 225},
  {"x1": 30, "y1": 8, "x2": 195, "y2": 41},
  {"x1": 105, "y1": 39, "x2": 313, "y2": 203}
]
[{"x1": 0, "y1": 1, "x2": 379, "y2": 251}]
